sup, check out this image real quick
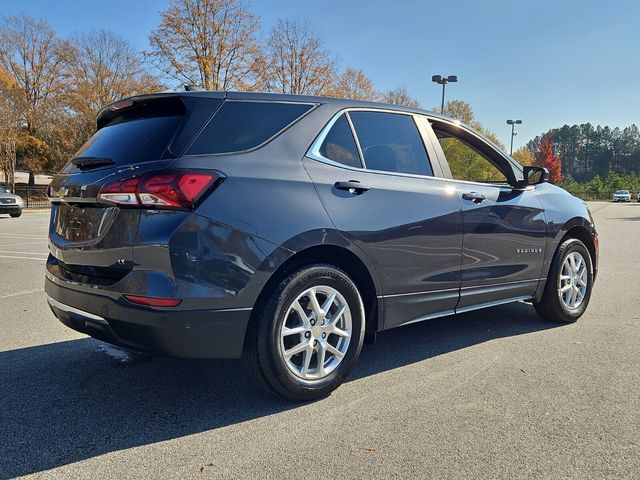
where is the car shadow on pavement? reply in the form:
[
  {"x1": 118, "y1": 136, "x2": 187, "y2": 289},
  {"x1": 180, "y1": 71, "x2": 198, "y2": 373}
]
[{"x1": 0, "y1": 301, "x2": 557, "y2": 478}]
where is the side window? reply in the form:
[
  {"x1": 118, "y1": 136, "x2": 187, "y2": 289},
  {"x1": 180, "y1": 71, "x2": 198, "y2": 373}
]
[
  {"x1": 436, "y1": 131, "x2": 508, "y2": 184},
  {"x1": 186, "y1": 101, "x2": 313, "y2": 155},
  {"x1": 349, "y1": 111, "x2": 433, "y2": 176},
  {"x1": 319, "y1": 114, "x2": 362, "y2": 168}
]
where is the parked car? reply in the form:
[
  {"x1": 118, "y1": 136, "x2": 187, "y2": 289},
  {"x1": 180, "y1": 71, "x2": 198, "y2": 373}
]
[
  {"x1": 613, "y1": 190, "x2": 631, "y2": 202},
  {"x1": 46, "y1": 92, "x2": 598, "y2": 400},
  {"x1": 637, "y1": 192, "x2": 640, "y2": 202},
  {"x1": 0, "y1": 186, "x2": 23, "y2": 217}
]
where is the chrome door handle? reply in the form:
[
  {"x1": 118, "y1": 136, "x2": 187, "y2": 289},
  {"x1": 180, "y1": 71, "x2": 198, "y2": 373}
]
[
  {"x1": 462, "y1": 191, "x2": 486, "y2": 204},
  {"x1": 335, "y1": 181, "x2": 370, "y2": 194}
]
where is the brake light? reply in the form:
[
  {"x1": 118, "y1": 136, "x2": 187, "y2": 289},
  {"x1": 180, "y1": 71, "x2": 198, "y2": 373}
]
[
  {"x1": 98, "y1": 171, "x2": 221, "y2": 209},
  {"x1": 124, "y1": 295, "x2": 182, "y2": 307}
]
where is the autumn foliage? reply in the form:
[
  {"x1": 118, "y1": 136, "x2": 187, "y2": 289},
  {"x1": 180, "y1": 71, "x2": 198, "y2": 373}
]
[{"x1": 535, "y1": 139, "x2": 564, "y2": 184}]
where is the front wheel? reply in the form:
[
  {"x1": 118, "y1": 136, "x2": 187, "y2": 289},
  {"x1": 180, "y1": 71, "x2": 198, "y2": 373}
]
[
  {"x1": 10, "y1": 209, "x2": 22, "y2": 218},
  {"x1": 243, "y1": 264, "x2": 365, "y2": 401},
  {"x1": 534, "y1": 238, "x2": 594, "y2": 323}
]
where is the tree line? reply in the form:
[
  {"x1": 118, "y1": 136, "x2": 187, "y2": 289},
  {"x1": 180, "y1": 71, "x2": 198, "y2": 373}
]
[
  {"x1": 526, "y1": 123, "x2": 640, "y2": 197},
  {"x1": 0, "y1": 0, "x2": 422, "y2": 185}
]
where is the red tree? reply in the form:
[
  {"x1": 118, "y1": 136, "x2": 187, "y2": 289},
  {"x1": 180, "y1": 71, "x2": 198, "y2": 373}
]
[{"x1": 535, "y1": 138, "x2": 563, "y2": 184}]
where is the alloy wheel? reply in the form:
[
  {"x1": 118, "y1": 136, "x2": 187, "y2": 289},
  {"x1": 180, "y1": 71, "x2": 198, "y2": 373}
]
[
  {"x1": 279, "y1": 285, "x2": 352, "y2": 380},
  {"x1": 558, "y1": 251, "x2": 588, "y2": 310}
]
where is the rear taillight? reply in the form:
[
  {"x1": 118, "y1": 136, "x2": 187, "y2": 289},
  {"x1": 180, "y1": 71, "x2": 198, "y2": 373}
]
[{"x1": 98, "y1": 171, "x2": 221, "y2": 209}]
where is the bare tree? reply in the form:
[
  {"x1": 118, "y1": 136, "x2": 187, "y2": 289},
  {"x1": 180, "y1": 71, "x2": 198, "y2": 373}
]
[
  {"x1": 328, "y1": 68, "x2": 377, "y2": 101},
  {"x1": 0, "y1": 68, "x2": 19, "y2": 189},
  {"x1": 0, "y1": 14, "x2": 66, "y2": 134},
  {"x1": 383, "y1": 87, "x2": 421, "y2": 108},
  {"x1": 146, "y1": 0, "x2": 261, "y2": 90},
  {"x1": 261, "y1": 18, "x2": 336, "y2": 95},
  {"x1": 55, "y1": 29, "x2": 165, "y2": 168},
  {"x1": 64, "y1": 30, "x2": 163, "y2": 117}
]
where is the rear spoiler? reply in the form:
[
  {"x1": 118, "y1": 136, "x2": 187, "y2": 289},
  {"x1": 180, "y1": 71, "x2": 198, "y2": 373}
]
[{"x1": 96, "y1": 91, "x2": 227, "y2": 130}]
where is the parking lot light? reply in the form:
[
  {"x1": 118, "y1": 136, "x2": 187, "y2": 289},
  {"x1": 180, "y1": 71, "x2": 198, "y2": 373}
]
[
  {"x1": 506, "y1": 119, "x2": 523, "y2": 155},
  {"x1": 432, "y1": 74, "x2": 458, "y2": 114}
]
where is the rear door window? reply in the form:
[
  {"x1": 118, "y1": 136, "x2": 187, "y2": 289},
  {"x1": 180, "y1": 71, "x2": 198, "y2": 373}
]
[
  {"x1": 318, "y1": 114, "x2": 362, "y2": 168},
  {"x1": 185, "y1": 101, "x2": 313, "y2": 155},
  {"x1": 349, "y1": 111, "x2": 433, "y2": 176}
]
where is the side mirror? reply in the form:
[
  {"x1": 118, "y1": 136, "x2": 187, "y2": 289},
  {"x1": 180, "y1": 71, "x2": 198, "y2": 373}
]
[{"x1": 522, "y1": 166, "x2": 549, "y2": 186}]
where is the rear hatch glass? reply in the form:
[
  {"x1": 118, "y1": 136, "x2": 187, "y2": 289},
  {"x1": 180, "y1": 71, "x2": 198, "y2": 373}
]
[{"x1": 67, "y1": 116, "x2": 183, "y2": 170}]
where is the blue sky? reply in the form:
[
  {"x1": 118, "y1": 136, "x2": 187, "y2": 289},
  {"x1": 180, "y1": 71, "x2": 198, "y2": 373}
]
[{"x1": 2, "y1": 0, "x2": 638, "y2": 149}]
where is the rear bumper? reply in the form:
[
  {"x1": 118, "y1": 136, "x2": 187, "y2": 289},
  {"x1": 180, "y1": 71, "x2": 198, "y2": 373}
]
[{"x1": 45, "y1": 277, "x2": 251, "y2": 359}]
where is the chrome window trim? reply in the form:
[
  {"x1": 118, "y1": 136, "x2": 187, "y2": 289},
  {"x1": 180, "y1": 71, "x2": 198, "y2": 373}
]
[
  {"x1": 306, "y1": 108, "x2": 447, "y2": 183},
  {"x1": 446, "y1": 177, "x2": 535, "y2": 191},
  {"x1": 344, "y1": 112, "x2": 366, "y2": 168}
]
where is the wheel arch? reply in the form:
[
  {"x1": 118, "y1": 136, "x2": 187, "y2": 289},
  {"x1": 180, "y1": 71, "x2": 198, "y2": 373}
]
[
  {"x1": 536, "y1": 217, "x2": 598, "y2": 301},
  {"x1": 247, "y1": 243, "x2": 383, "y2": 342}
]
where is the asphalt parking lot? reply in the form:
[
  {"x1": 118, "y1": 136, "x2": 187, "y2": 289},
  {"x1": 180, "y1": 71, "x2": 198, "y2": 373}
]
[{"x1": 1, "y1": 203, "x2": 638, "y2": 479}]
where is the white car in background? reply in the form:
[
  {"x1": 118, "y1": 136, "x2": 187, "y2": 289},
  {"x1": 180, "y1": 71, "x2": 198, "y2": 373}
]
[
  {"x1": 612, "y1": 190, "x2": 631, "y2": 202},
  {"x1": 0, "y1": 186, "x2": 23, "y2": 217}
]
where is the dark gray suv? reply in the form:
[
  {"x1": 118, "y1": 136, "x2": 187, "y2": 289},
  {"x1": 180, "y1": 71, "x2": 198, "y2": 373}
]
[{"x1": 46, "y1": 91, "x2": 598, "y2": 400}]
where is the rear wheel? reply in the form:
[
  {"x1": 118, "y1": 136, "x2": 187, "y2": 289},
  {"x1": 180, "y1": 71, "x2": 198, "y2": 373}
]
[
  {"x1": 534, "y1": 238, "x2": 593, "y2": 323},
  {"x1": 10, "y1": 210, "x2": 21, "y2": 218},
  {"x1": 243, "y1": 264, "x2": 365, "y2": 401}
]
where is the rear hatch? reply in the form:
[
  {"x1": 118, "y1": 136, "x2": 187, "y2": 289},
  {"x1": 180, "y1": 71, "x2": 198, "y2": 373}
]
[{"x1": 48, "y1": 93, "x2": 224, "y2": 284}]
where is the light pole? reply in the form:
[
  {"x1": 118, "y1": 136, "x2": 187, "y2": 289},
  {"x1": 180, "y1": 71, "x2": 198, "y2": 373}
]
[
  {"x1": 432, "y1": 75, "x2": 458, "y2": 114},
  {"x1": 506, "y1": 119, "x2": 523, "y2": 155}
]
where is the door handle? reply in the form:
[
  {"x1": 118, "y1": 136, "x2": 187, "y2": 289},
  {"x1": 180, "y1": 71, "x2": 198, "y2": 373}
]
[
  {"x1": 462, "y1": 191, "x2": 486, "y2": 204},
  {"x1": 334, "y1": 181, "x2": 370, "y2": 194}
]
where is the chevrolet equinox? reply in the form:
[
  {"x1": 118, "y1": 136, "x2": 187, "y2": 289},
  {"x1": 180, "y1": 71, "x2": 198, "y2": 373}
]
[{"x1": 46, "y1": 91, "x2": 598, "y2": 400}]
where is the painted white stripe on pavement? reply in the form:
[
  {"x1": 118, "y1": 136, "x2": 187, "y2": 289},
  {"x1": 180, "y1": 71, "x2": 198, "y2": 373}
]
[
  {"x1": 0, "y1": 289, "x2": 44, "y2": 298},
  {"x1": 0, "y1": 254, "x2": 46, "y2": 261}
]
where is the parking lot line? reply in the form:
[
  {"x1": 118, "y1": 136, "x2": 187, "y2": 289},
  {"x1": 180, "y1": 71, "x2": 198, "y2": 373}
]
[
  {"x1": 0, "y1": 289, "x2": 44, "y2": 298},
  {"x1": 0, "y1": 234, "x2": 48, "y2": 238},
  {"x1": 0, "y1": 241, "x2": 49, "y2": 247},
  {"x1": 0, "y1": 250, "x2": 48, "y2": 255},
  {"x1": 0, "y1": 254, "x2": 47, "y2": 261}
]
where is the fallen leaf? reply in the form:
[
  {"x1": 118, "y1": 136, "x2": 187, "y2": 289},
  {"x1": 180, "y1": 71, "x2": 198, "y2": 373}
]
[
  {"x1": 200, "y1": 463, "x2": 215, "y2": 473},
  {"x1": 361, "y1": 448, "x2": 377, "y2": 453},
  {"x1": 520, "y1": 369, "x2": 526, "y2": 373}
]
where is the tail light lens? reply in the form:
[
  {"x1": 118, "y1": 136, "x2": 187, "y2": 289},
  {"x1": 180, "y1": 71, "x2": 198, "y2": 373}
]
[
  {"x1": 124, "y1": 295, "x2": 182, "y2": 307},
  {"x1": 98, "y1": 171, "x2": 221, "y2": 209}
]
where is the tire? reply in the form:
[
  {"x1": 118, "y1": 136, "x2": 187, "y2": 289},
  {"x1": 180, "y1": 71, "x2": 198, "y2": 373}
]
[
  {"x1": 534, "y1": 238, "x2": 594, "y2": 323},
  {"x1": 243, "y1": 264, "x2": 366, "y2": 401},
  {"x1": 10, "y1": 210, "x2": 22, "y2": 218}
]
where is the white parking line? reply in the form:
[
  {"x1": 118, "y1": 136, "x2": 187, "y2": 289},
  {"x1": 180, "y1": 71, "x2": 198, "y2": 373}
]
[
  {"x1": 0, "y1": 250, "x2": 48, "y2": 256},
  {"x1": 0, "y1": 241, "x2": 48, "y2": 247},
  {"x1": 0, "y1": 234, "x2": 46, "y2": 238},
  {"x1": 0, "y1": 289, "x2": 44, "y2": 298},
  {"x1": 0, "y1": 254, "x2": 46, "y2": 261}
]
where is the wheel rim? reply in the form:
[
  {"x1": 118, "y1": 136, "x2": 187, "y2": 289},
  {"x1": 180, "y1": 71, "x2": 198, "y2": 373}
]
[
  {"x1": 558, "y1": 251, "x2": 588, "y2": 310},
  {"x1": 279, "y1": 285, "x2": 352, "y2": 380}
]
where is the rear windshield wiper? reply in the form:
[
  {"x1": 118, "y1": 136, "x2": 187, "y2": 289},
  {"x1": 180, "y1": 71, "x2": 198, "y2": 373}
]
[{"x1": 71, "y1": 157, "x2": 116, "y2": 170}]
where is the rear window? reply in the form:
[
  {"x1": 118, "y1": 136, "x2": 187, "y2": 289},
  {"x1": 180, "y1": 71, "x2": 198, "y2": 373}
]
[
  {"x1": 185, "y1": 101, "x2": 313, "y2": 155},
  {"x1": 68, "y1": 116, "x2": 183, "y2": 169}
]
